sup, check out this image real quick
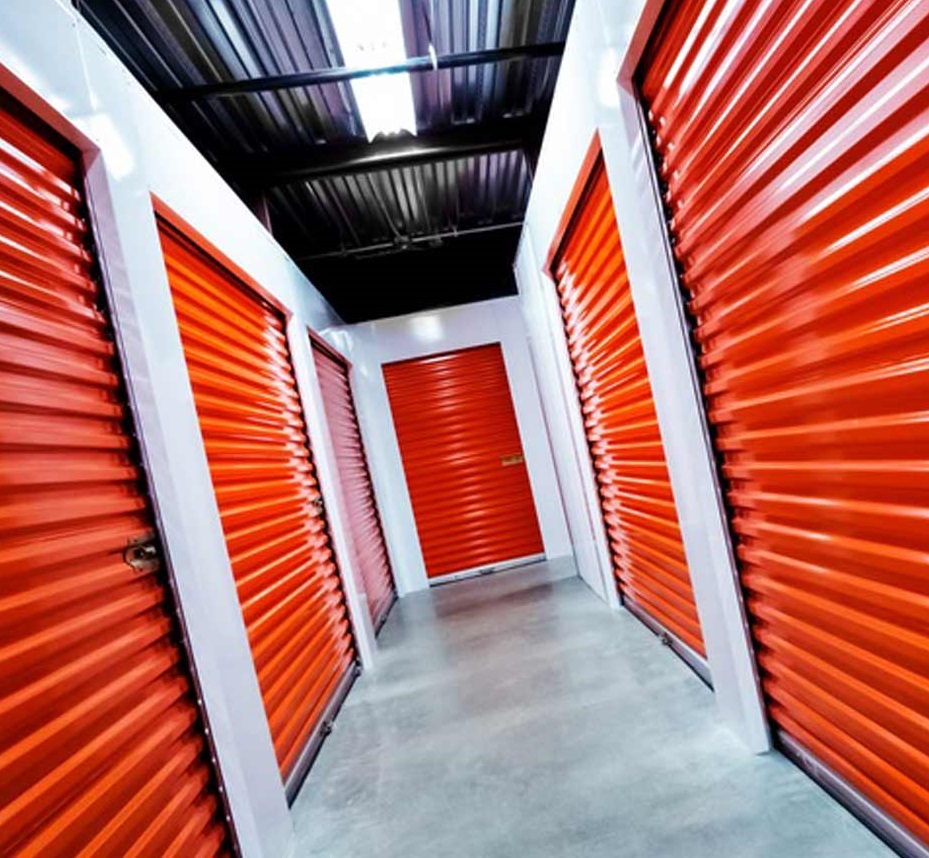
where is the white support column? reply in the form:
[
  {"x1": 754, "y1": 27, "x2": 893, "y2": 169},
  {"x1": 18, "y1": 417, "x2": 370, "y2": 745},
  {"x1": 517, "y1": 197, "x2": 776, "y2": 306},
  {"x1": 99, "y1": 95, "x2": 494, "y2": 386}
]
[
  {"x1": 515, "y1": 229, "x2": 618, "y2": 607},
  {"x1": 74, "y1": 43, "x2": 295, "y2": 858},
  {"x1": 594, "y1": 0, "x2": 771, "y2": 753}
]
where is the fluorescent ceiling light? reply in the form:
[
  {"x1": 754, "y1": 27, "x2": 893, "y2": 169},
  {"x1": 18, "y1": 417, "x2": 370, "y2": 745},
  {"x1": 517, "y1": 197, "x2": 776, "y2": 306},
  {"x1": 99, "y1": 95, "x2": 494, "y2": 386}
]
[{"x1": 326, "y1": 0, "x2": 417, "y2": 141}]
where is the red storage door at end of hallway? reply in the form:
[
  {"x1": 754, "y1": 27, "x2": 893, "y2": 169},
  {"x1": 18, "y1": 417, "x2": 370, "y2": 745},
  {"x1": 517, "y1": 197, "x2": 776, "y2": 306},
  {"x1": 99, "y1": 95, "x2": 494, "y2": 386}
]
[
  {"x1": 550, "y1": 146, "x2": 704, "y2": 659},
  {"x1": 312, "y1": 337, "x2": 396, "y2": 630},
  {"x1": 157, "y1": 216, "x2": 357, "y2": 793},
  {"x1": 0, "y1": 94, "x2": 231, "y2": 855},
  {"x1": 641, "y1": 0, "x2": 929, "y2": 847},
  {"x1": 384, "y1": 344, "x2": 544, "y2": 579}
]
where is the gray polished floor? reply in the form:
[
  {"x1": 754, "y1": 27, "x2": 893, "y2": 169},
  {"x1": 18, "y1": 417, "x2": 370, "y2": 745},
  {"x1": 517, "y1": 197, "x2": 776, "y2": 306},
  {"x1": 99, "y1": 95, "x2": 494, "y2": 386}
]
[{"x1": 292, "y1": 560, "x2": 891, "y2": 857}]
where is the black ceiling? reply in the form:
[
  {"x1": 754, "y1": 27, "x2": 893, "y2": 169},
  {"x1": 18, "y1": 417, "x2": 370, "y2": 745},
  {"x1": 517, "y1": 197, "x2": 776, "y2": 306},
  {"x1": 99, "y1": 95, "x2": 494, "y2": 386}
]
[
  {"x1": 306, "y1": 224, "x2": 522, "y2": 322},
  {"x1": 75, "y1": 0, "x2": 573, "y2": 321}
]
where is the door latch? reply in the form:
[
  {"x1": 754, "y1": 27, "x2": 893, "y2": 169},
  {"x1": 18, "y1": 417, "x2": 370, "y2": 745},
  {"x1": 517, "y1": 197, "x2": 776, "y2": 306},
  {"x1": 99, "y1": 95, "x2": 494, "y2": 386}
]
[{"x1": 123, "y1": 533, "x2": 161, "y2": 573}]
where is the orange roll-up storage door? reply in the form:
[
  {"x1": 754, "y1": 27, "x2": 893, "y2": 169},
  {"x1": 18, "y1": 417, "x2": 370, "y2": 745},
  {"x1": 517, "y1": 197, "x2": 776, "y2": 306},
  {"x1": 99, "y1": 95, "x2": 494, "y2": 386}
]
[
  {"x1": 550, "y1": 151, "x2": 704, "y2": 658},
  {"x1": 157, "y1": 218, "x2": 356, "y2": 793},
  {"x1": 0, "y1": 95, "x2": 231, "y2": 856},
  {"x1": 641, "y1": 0, "x2": 929, "y2": 845},
  {"x1": 312, "y1": 338, "x2": 396, "y2": 630},
  {"x1": 384, "y1": 344, "x2": 543, "y2": 579}
]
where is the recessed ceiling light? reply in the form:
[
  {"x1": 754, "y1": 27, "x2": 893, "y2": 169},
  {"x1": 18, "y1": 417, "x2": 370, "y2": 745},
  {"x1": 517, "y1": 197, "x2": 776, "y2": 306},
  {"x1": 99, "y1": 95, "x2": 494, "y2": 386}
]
[{"x1": 326, "y1": 0, "x2": 417, "y2": 141}]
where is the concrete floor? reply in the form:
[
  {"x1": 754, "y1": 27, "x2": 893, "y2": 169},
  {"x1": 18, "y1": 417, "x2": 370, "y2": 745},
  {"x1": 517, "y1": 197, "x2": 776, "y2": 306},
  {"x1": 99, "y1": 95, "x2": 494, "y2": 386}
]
[{"x1": 292, "y1": 560, "x2": 892, "y2": 857}]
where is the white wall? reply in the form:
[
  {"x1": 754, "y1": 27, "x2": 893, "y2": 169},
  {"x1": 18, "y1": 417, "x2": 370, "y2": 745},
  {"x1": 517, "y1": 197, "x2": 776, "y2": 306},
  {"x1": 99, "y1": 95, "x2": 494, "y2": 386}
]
[
  {"x1": 514, "y1": 0, "x2": 644, "y2": 608},
  {"x1": 516, "y1": 0, "x2": 771, "y2": 753},
  {"x1": 324, "y1": 297, "x2": 573, "y2": 594},
  {"x1": 516, "y1": 224, "x2": 618, "y2": 606},
  {"x1": 0, "y1": 1, "x2": 376, "y2": 854}
]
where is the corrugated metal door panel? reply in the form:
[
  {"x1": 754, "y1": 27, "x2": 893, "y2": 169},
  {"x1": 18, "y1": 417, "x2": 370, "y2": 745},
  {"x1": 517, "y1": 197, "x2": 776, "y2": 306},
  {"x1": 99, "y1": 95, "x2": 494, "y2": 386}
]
[
  {"x1": 383, "y1": 344, "x2": 544, "y2": 579},
  {"x1": 0, "y1": 95, "x2": 231, "y2": 856},
  {"x1": 312, "y1": 339, "x2": 396, "y2": 630},
  {"x1": 640, "y1": 0, "x2": 929, "y2": 843},
  {"x1": 552, "y1": 153, "x2": 705, "y2": 657},
  {"x1": 157, "y1": 219, "x2": 356, "y2": 787}
]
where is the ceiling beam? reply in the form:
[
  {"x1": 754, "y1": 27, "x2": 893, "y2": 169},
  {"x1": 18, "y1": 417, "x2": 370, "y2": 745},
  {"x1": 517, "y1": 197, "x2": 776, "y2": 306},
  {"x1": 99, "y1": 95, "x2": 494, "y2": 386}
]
[
  {"x1": 156, "y1": 42, "x2": 564, "y2": 103},
  {"x1": 230, "y1": 116, "x2": 544, "y2": 187}
]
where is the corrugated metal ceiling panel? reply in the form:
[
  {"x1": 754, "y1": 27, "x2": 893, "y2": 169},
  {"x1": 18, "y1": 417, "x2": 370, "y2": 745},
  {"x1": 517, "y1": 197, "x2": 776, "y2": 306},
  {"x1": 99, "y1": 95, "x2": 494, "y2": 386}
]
[
  {"x1": 77, "y1": 0, "x2": 362, "y2": 160},
  {"x1": 401, "y1": 0, "x2": 571, "y2": 127},
  {"x1": 77, "y1": 0, "x2": 572, "y2": 317},
  {"x1": 269, "y1": 149, "x2": 529, "y2": 257},
  {"x1": 78, "y1": 0, "x2": 572, "y2": 157}
]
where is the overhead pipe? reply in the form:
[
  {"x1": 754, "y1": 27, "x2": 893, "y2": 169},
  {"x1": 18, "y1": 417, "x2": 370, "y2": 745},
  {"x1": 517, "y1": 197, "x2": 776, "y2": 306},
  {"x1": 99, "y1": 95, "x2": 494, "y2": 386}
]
[
  {"x1": 155, "y1": 42, "x2": 565, "y2": 103},
  {"x1": 294, "y1": 221, "x2": 524, "y2": 262}
]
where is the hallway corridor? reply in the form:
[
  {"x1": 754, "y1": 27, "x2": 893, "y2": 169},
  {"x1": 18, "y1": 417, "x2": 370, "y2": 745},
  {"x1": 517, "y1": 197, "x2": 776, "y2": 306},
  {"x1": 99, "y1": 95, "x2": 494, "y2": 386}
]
[{"x1": 292, "y1": 562, "x2": 891, "y2": 857}]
